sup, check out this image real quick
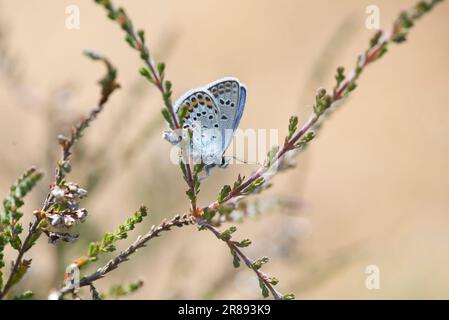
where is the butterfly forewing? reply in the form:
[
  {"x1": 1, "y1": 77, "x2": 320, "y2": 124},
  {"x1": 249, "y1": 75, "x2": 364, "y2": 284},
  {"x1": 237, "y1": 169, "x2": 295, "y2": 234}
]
[{"x1": 174, "y1": 90, "x2": 223, "y2": 165}]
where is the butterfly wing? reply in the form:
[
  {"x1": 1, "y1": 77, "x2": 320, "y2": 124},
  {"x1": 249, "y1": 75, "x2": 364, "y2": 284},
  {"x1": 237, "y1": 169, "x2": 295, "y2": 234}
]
[
  {"x1": 173, "y1": 89, "x2": 223, "y2": 165},
  {"x1": 207, "y1": 77, "x2": 247, "y2": 152}
]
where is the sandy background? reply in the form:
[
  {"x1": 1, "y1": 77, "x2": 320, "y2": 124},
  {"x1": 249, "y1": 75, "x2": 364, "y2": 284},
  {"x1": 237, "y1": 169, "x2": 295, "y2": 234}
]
[{"x1": 1, "y1": 0, "x2": 449, "y2": 299}]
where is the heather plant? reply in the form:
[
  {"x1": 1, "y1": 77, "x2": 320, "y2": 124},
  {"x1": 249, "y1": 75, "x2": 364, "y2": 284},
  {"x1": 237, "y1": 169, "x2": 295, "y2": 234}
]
[{"x1": 0, "y1": 0, "x2": 444, "y2": 300}]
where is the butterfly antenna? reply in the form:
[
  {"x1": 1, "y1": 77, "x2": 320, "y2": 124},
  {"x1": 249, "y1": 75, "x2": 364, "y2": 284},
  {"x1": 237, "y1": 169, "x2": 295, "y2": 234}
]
[{"x1": 227, "y1": 156, "x2": 262, "y2": 166}]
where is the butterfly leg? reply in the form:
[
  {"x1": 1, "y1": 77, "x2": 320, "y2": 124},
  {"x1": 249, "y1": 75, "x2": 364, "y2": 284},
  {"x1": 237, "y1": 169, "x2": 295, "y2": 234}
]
[
  {"x1": 219, "y1": 156, "x2": 230, "y2": 168},
  {"x1": 199, "y1": 164, "x2": 216, "y2": 181}
]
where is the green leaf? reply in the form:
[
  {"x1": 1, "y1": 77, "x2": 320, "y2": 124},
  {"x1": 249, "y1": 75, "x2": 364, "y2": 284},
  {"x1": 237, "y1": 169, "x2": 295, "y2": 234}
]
[
  {"x1": 217, "y1": 185, "x2": 231, "y2": 203},
  {"x1": 13, "y1": 290, "x2": 34, "y2": 300},
  {"x1": 399, "y1": 11, "x2": 414, "y2": 28},
  {"x1": 9, "y1": 230, "x2": 22, "y2": 251},
  {"x1": 164, "y1": 80, "x2": 172, "y2": 93},
  {"x1": 219, "y1": 226, "x2": 237, "y2": 241},
  {"x1": 294, "y1": 131, "x2": 315, "y2": 149},
  {"x1": 139, "y1": 67, "x2": 153, "y2": 82},
  {"x1": 194, "y1": 163, "x2": 205, "y2": 174},
  {"x1": 1, "y1": 167, "x2": 43, "y2": 259},
  {"x1": 235, "y1": 238, "x2": 252, "y2": 248},
  {"x1": 177, "y1": 105, "x2": 187, "y2": 126},
  {"x1": 232, "y1": 250, "x2": 241, "y2": 268},
  {"x1": 259, "y1": 279, "x2": 269, "y2": 298},
  {"x1": 282, "y1": 293, "x2": 295, "y2": 300},
  {"x1": 288, "y1": 116, "x2": 298, "y2": 140},
  {"x1": 252, "y1": 256, "x2": 269, "y2": 270},
  {"x1": 186, "y1": 189, "x2": 195, "y2": 202},
  {"x1": 125, "y1": 34, "x2": 136, "y2": 48},
  {"x1": 242, "y1": 177, "x2": 265, "y2": 195},
  {"x1": 88, "y1": 242, "x2": 100, "y2": 258},
  {"x1": 137, "y1": 29, "x2": 145, "y2": 43},
  {"x1": 157, "y1": 62, "x2": 166, "y2": 78},
  {"x1": 344, "y1": 82, "x2": 357, "y2": 96},
  {"x1": 179, "y1": 162, "x2": 188, "y2": 179},
  {"x1": 162, "y1": 108, "x2": 174, "y2": 128},
  {"x1": 104, "y1": 279, "x2": 144, "y2": 299},
  {"x1": 233, "y1": 175, "x2": 244, "y2": 190},
  {"x1": 335, "y1": 66, "x2": 345, "y2": 88},
  {"x1": 202, "y1": 208, "x2": 216, "y2": 222},
  {"x1": 392, "y1": 33, "x2": 407, "y2": 43},
  {"x1": 313, "y1": 88, "x2": 332, "y2": 115},
  {"x1": 265, "y1": 146, "x2": 279, "y2": 167},
  {"x1": 163, "y1": 81, "x2": 173, "y2": 115},
  {"x1": 10, "y1": 259, "x2": 32, "y2": 287}
]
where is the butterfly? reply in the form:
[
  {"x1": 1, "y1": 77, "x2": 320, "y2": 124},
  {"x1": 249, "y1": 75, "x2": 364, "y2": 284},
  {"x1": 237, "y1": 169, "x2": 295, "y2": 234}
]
[{"x1": 166, "y1": 77, "x2": 247, "y2": 172}]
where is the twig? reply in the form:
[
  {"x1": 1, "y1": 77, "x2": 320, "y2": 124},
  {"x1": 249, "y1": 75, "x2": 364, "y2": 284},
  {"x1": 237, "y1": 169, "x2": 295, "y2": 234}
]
[
  {"x1": 93, "y1": 0, "x2": 200, "y2": 214},
  {"x1": 89, "y1": 283, "x2": 102, "y2": 300},
  {"x1": 201, "y1": 0, "x2": 445, "y2": 214},
  {"x1": 190, "y1": 0, "x2": 444, "y2": 300},
  {"x1": 85, "y1": 0, "x2": 443, "y2": 300},
  {"x1": 0, "y1": 52, "x2": 120, "y2": 300},
  {"x1": 57, "y1": 213, "x2": 194, "y2": 298},
  {"x1": 196, "y1": 218, "x2": 285, "y2": 300},
  {"x1": 94, "y1": 0, "x2": 178, "y2": 129}
]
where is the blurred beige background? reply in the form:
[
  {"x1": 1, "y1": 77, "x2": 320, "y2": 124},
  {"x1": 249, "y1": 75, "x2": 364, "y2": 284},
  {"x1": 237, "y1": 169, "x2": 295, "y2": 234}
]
[{"x1": 1, "y1": 0, "x2": 449, "y2": 299}]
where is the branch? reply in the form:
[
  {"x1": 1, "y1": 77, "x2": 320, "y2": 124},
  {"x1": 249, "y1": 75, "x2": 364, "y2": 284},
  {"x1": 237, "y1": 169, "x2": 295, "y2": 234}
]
[
  {"x1": 0, "y1": 167, "x2": 43, "y2": 295},
  {"x1": 93, "y1": 0, "x2": 199, "y2": 215},
  {"x1": 89, "y1": 283, "x2": 102, "y2": 300},
  {"x1": 57, "y1": 213, "x2": 194, "y2": 298},
  {"x1": 94, "y1": 0, "x2": 178, "y2": 129},
  {"x1": 91, "y1": 0, "x2": 444, "y2": 300},
  {"x1": 201, "y1": 0, "x2": 445, "y2": 216},
  {"x1": 66, "y1": 206, "x2": 149, "y2": 273},
  {"x1": 56, "y1": 50, "x2": 120, "y2": 185},
  {"x1": 0, "y1": 51, "x2": 120, "y2": 300},
  {"x1": 191, "y1": 0, "x2": 444, "y2": 299},
  {"x1": 196, "y1": 218, "x2": 293, "y2": 300}
]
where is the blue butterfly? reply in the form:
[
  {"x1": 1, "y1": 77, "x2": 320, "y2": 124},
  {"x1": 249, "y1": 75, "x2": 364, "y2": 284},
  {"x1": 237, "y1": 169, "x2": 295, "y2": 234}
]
[{"x1": 170, "y1": 77, "x2": 247, "y2": 171}]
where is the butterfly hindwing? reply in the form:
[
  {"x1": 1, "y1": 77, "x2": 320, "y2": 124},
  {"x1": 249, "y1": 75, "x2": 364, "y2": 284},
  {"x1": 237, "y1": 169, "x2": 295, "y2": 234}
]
[{"x1": 207, "y1": 78, "x2": 246, "y2": 151}]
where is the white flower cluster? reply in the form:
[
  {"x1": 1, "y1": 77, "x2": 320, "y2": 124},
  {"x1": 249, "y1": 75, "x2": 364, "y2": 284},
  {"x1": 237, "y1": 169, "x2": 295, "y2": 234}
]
[{"x1": 43, "y1": 183, "x2": 89, "y2": 244}]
